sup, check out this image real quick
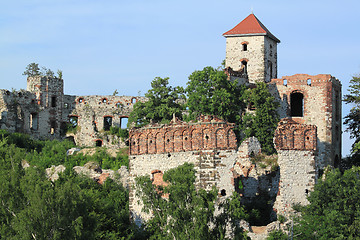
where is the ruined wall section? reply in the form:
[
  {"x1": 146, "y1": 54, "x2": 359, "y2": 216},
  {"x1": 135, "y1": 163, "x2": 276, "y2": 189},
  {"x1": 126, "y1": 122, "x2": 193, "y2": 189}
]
[
  {"x1": 129, "y1": 115, "x2": 237, "y2": 155},
  {"x1": 269, "y1": 74, "x2": 341, "y2": 167},
  {"x1": 0, "y1": 89, "x2": 38, "y2": 134},
  {"x1": 273, "y1": 119, "x2": 317, "y2": 217},
  {"x1": 129, "y1": 116, "x2": 238, "y2": 223},
  {"x1": 26, "y1": 76, "x2": 64, "y2": 139},
  {"x1": 129, "y1": 150, "x2": 238, "y2": 224},
  {"x1": 63, "y1": 95, "x2": 147, "y2": 148}
]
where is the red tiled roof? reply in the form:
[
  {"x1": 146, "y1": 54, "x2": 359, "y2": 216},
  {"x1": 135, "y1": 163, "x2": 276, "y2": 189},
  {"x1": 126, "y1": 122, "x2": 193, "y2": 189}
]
[{"x1": 223, "y1": 14, "x2": 280, "y2": 43}]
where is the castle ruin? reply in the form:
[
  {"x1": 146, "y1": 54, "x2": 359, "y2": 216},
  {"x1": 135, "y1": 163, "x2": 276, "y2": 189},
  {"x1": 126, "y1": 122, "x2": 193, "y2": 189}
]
[{"x1": 0, "y1": 13, "x2": 342, "y2": 225}]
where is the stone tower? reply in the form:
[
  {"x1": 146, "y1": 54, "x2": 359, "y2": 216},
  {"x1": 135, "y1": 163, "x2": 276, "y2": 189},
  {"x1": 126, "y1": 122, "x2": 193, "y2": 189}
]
[
  {"x1": 26, "y1": 76, "x2": 64, "y2": 138},
  {"x1": 223, "y1": 14, "x2": 280, "y2": 83},
  {"x1": 270, "y1": 74, "x2": 342, "y2": 168}
]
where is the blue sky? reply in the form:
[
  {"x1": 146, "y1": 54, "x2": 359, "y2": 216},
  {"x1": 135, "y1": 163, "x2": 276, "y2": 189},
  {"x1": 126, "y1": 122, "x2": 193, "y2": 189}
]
[{"x1": 1, "y1": 0, "x2": 359, "y2": 156}]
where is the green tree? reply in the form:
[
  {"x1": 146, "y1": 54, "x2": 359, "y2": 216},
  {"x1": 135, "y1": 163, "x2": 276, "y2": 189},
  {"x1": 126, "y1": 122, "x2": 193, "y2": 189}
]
[
  {"x1": 293, "y1": 167, "x2": 360, "y2": 239},
  {"x1": 241, "y1": 82, "x2": 279, "y2": 154},
  {"x1": 344, "y1": 75, "x2": 360, "y2": 164},
  {"x1": 22, "y1": 63, "x2": 41, "y2": 77},
  {"x1": 185, "y1": 66, "x2": 246, "y2": 125},
  {"x1": 136, "y1": 163, "x2": 247, "y2": 239},
  {"x1": 128, "y1": 77, "x2": 185, "y2": 128}
]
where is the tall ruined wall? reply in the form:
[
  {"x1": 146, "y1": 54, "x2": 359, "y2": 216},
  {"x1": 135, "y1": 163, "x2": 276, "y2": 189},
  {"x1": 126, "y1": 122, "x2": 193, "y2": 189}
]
[
  {"x1": 63, "y1": 95, "x2": 146, "y2": 148},
  {"x1": 269, "y1": 74, "x2": 341, "y2": 167},
  {"x1": 128, "y1": 115, "x2": 238, "y2": 224},
  {"x1": 129, "y1": 115, "x2": 237, "y2": 155},
  {"x1": 273, "y1": 119, "x2": 317, "y2": 217},
  {"x1": 129, "y1": 150, "x2": 238, "y2": 224}
]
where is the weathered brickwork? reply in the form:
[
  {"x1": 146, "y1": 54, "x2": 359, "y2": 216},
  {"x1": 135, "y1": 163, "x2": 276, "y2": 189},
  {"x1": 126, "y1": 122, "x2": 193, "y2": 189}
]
[
  {"x1": 129, "y1": 149, "x2": 238, "y2": 224},
  {"x1": 129, "y1": 115, "x2": 237, "y2": 155},
  {"x1": 274, "y1": 118, "x2": 317, "y2": 151},
  {"x1": 273, "y1": 120, "x2": 317, "y2": 217},
  {"x1": 0, "y1": 76, "x2": 146, "y2": 148},
  {"x1": 269, "y1": 74, "x2": 342, "y2": 167}
]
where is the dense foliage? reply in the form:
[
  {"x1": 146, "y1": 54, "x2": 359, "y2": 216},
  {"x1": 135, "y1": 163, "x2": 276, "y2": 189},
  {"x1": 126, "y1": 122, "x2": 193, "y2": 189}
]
[
  {"x1": 128, "y1": 77, "x2": 185, "y2": 128},
  {"x1": 136, "y1": 163, "x2": 248, "y2": 240},
  {"x1": 293, "y1": 167, "x2": 360, "y2": 239},
  {"x1": 240, "y1": 82, "x2": 279, "y2": 154},
  {"x1": 185, "y1": 66, "x2": 246, "y2": 125},
  {"x1": 23, "y1": 62, "x2": 61, "y2": 78},
  {"x1": 0, "y1": 131, "x2": 135, "y2": 239},
  {"x1": 344, "y1": 75, "x2": 360, "y2": 166}
]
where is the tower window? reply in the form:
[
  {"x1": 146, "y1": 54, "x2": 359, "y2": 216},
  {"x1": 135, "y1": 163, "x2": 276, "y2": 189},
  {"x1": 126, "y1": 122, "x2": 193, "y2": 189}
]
[
  {"x1": 307, "y1": 79, "x2": 311, "y2": 86},
  {"x1": 283, "y1": 79, "x2": 287, "y2": 86},
  {"x1": 290, "y1": 92, "x2": 304, "y2": 117},
  {"x1": 51, "y1": 96, "x2": 57, "y2": 108},
  {"x1": 242, "y1": 44, "x2": 248, "y2": 51}
]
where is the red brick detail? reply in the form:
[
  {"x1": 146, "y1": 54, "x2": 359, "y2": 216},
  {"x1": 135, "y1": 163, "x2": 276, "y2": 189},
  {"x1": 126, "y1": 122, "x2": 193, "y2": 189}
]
[
  {"x1": 241, "y1": 41, "x2": 249, "y2": 45},
  {"x1": 274, "y1": 118, "x2": 317, "y2": 151},
  {"x1": 240, "y1": 58, "x2": 249, "y2": 63},
  {"x1": 98, "y1": 173, "x2": 110, "y2": 184},
  {"x1": 129, "y1": 115, "x2": 237, "y2": 155}
]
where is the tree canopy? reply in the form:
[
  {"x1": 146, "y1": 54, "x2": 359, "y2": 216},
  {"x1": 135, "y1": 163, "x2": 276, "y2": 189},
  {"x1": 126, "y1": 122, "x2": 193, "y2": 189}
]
[
  {"x1": 240, "y1": 82, "x2": 279, "y2": 154},
  {"x1": 128, "y1": 77, "x2": 185, "y2": 128},
  {"x1": 135, "y1": 163, "x2": 248, "y2": 240},
  {"x1": 293, "y1": 167, "x2": 360, "y2": 239},
  {"x1": 185, "y1": 66, "x2": 246, "y2": 125}
]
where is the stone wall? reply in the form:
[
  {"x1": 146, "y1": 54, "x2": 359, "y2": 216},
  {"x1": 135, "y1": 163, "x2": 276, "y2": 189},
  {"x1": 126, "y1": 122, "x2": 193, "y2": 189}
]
[
  {"x1": 273, "y1": 119, "x2": 317, "y2": 217},
  {"x1": 129, "y1": 115, "x2": 237, "y2": 155},
  {"x1": 269, "y1": 74, "x2": 341, "y2": 168},
  {"x1": 225, "y1": 35, "x2": 278, "y2": 83},
  {"x1": 0, "y1": 76, "x2": 146, "y2": 147}
]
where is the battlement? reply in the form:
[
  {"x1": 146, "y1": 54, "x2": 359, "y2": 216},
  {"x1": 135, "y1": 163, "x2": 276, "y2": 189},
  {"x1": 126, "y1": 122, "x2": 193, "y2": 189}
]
[
  {"x1": 129, "y1": 115, "x2": 237, "y2": 155},
  {"x1": 270, "y1": 74, "x2": 341, "y2": 86},
  {"x1": 274, "y1": 118, "x2": 317, "y2": 151}
]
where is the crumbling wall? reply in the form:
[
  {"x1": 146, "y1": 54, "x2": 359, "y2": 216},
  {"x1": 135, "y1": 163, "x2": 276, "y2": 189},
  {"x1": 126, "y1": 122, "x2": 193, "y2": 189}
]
[
  {"x1": 129, "y1": 115, "x2": 237, "y2": 155},
  {"x1": 128, "y1": 116, "x2": 239, "y2": 224},
  {"x1": 269, "y1": 74, "x2": 341, "y2": 168},
  {"x1": 273, "y1": 119, "x2": 317, "y2": 217},
  {"x1": 63, "y1": 95, "x2": 147, "y2": 148}
]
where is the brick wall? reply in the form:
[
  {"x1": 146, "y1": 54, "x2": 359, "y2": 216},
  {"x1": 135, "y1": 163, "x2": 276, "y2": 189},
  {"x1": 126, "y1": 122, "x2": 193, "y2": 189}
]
[{"x1": 129, "y1": 115, "x2": 237, "y2": 155}]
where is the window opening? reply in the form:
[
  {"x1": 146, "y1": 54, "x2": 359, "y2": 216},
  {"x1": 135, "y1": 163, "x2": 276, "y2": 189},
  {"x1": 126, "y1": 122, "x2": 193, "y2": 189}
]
[
  {"x1": 290, "y1": 92, "x2": 304, "y2": 117},
  {"x1": 95, "y1": 140, "x2": 103, "y2": 147},
  {"x1": 120, "y1": 117, "x2": 128, "y2": 129},
  {"x1": 220, "y1": 189, "x2": 226, "y2": 196},
  {"x1": 116, "y1": 102, "x2": 122, "y2": 108},
  {"x1": 30, "y1": 113, "x2": 38, "y2": 130},
  {"x1": 131, "y1": 98, "x2": 136, "y2": 104},
  {"x1": 241, "y1": 60, "x2": 248, "y2": 74},
  {"x1": 102, "y1": 98, "x2": 107, "y2": 103},
  {"x1": 242, "y1": 44, "x2": 247, "y2": 51},
  {"x1": 50, "y1": 120, "x2": 56, "y2": 135},
  {"x1": 283, "y1": 79, "x2": 287, "y2": 86},
  {"x1": 51, "y1": 96, "x2": 57, "y2": 108},
  {"x1": 64, "y1": 103, "x2": 68, "y2": 109},
  {"x1": 307, "y1": 79, "x2": 311, "y2": 86},
  {"x1": 78, "y1": 97, "x2": 84, "y2": 103},
  {"x1": 103, "y1": 116, "x2": 112, "y2": 131}
]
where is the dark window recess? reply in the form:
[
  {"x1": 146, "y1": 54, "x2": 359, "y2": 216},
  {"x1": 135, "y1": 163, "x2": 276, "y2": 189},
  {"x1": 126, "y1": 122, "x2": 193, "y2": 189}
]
[
  {"x1": 220, "y1": 189, "x2": 226, "y2": 196},
  {"x1": 243, "y1": 44, "x2": 247, "y2": 51},
  {"x1": 241, "y1": 60, "x2": 248, "y2": 73},
  {"x1": 103, "y1": 117, "x2": 112, "y2": 131},
  {"x1": 51, "y1": 96, "x2": 57, "y2": 108},
  {"x1": 290, "y1": 92, "x2": 304, "y2": 117},
  {"x1": 96, "y1": 140, "x2": 102, "y2": 147}
]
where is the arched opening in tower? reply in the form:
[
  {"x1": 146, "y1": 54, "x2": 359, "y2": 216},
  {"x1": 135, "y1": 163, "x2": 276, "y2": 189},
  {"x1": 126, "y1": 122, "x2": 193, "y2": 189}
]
[{"x1": 290, "y1": 92, "x2": 304, "y2": 117}]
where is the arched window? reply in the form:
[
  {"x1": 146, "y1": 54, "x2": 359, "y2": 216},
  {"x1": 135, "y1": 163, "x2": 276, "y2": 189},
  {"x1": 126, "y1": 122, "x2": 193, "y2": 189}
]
[
  {"x1": 95, "y1": 140, "x2": 103, "y2": 147},
  {"x1": 241, "y1": 60, "x2": 248, "y2": 74},
  {"x1": 290, "y1": 92, "x2": 304, "y2": 117}
]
